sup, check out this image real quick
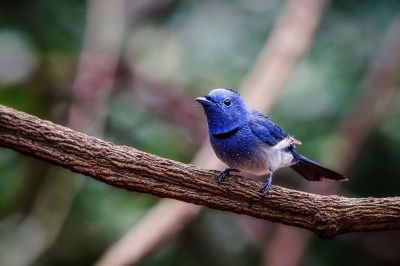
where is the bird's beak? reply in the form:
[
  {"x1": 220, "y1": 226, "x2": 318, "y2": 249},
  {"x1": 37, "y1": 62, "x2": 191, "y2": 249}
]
[
  {"x1": 195, "y1": 96, "x2": 210, "y2": 105},
  {"x1": 196, "y1": 95, "x2": 220, "y2": 109}
]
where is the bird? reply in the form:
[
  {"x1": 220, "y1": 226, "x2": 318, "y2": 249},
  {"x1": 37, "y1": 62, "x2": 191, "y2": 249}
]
[{"x1": 196, "y1": 88, "x2": 347, "y2": 197}]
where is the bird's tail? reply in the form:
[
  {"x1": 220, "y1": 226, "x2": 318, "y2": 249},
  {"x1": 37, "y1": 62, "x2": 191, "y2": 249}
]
[{"x1": 290, "y1": 152, "x2": 347, "y2": 181}]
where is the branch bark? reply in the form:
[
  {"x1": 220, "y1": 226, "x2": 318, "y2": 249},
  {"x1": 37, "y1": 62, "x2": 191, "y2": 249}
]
[{"x1": 1, "y1": 105, "x2": 400, "y2": 239}]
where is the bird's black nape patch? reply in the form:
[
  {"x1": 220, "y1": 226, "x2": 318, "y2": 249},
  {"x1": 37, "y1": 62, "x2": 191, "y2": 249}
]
[{"x1": 224, "y1": 88, "x2": 240, "y2": 95}]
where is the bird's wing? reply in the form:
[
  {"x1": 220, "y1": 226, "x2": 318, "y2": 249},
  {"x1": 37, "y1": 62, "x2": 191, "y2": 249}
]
[{"x1": 249, "y1": 111, "x2": 293, "y2": 146}]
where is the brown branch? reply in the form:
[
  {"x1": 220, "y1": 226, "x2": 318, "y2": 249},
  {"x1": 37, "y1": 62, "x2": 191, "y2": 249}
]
[{"x1": 1, "y1": 105, "x2": 400, "y2": 240}]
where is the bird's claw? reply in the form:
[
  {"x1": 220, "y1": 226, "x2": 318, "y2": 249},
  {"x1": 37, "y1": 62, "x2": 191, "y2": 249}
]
[
  {"x1": 217, "y1": 168, "x2": 239, "y2": 182},
  {"x1": 261, "y1": 183, "x2": 271, "y2": 198},
  {"x1": 260, "y1": 172, "x2": 273, "y2": 198}
]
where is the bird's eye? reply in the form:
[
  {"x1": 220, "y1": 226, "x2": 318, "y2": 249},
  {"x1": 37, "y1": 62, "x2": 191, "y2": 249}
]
[{"x1": 223, "y1": 98, "x2": 231, "y2": 106}]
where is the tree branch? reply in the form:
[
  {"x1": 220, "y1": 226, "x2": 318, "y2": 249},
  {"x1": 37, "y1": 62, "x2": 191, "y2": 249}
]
[{"x1": 1, "y1": 104, "x2": 400, "y2": 239}]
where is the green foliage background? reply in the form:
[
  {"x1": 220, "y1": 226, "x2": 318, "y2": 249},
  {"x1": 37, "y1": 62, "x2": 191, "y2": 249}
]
[{"x1": 0, "y1": 0, "x2": 400, "y2": 265}]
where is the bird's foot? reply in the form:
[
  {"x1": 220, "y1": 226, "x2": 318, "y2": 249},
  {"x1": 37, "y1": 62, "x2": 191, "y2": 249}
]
[
  {"x1": 260, "y1": 172, "x2": 273, "y2": 198},
  {"x1": 217, "y1": 168, "x2": 239, "y2": 182}
]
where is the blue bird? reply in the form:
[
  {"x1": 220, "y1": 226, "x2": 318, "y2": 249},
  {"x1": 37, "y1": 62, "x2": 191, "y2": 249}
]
[{"x1": 196, "y1": 88, "x2": 347, "y2": 197}]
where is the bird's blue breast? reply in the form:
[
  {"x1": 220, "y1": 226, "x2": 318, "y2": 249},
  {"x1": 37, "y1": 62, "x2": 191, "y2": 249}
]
[{"x1": 209, "y1": 124, "x2": 269, "y2": 174}]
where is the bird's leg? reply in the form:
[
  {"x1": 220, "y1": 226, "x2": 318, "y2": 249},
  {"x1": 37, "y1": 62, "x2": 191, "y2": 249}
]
[
  {"x1": 261, "y1": 171, "x2": 273, "y2": 197},
  {"x1": 217, "y1": 168, "x2": 240, "y2": 182}
]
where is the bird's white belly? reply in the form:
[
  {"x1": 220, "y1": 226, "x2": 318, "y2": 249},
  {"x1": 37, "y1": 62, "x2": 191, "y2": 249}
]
[
  {"x1": 211, "y1": 132, "x2": 295, "y2": 176},
  {"x1": 232, "y1": 145, "x2": 294, "y2": 176},
  {"x1": 262, "y1": 146, "x2": 294, "y2": 171}
]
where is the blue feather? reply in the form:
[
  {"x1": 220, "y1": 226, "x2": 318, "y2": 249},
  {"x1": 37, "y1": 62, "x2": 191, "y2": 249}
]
[
  {"x1": 249, "y1": 111, "x2": 287, "y2": 146},
  {"x1": 196, "y1": 88, "x2": 347, "y2": 197}
]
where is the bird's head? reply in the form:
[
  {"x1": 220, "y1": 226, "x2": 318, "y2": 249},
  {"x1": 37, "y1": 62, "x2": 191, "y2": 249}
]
[{"x1": 196, "y1": 88, "x2": 249, "y2": 135}]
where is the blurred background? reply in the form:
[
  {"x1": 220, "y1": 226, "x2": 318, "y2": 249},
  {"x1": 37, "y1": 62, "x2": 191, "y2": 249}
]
[{"x1": 1, "y1": 0, "x2": 400, "y2": 265}]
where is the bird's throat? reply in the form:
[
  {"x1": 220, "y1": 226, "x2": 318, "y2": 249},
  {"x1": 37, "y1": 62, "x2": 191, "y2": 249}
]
[{"x1": 211, "y1": 126, "x2": 241, "y2": 139}]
